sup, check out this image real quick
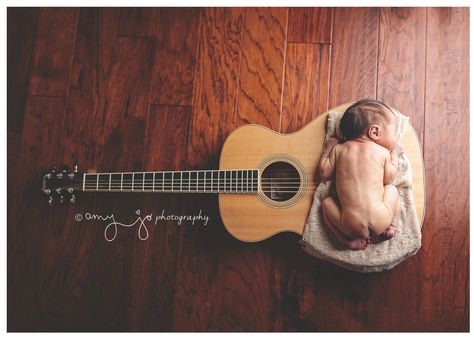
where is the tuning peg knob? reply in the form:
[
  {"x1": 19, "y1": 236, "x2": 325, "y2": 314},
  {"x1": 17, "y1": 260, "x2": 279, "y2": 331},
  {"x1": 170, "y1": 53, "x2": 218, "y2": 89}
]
[
  {"x1": 70, "y1": 194, "x2": 76, "y2": 203},
  {"x1": 60, "y1": 195, "x2": 64, "y2": 203},
  {"x1": 74, "y1": 164, "x2": 78, "y2": 173},
  {"x1": 51, "y1": 166, "x2": 57, "y2": 173},
  {"x1": 48, "y1": 196, "x2": 53, "y2": 206}
]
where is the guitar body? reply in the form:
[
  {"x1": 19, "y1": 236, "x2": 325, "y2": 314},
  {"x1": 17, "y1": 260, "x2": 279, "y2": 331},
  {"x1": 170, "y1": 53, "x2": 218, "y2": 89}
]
[{"x1": 219, "y1": 103, "x2": 426, "y2": 242}]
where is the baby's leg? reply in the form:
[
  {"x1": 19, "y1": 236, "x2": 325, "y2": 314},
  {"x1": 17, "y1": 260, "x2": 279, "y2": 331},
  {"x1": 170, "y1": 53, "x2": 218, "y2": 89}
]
[
  {"x1": 372, "y1": 184, "x2": 400, "y2": 242},
  {"x1": 321, "y1": 196, "x2": 369, "y2": 250}
]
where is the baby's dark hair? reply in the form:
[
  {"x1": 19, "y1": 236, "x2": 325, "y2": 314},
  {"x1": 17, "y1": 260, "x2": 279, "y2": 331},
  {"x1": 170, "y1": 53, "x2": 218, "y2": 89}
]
[{"x1": 338, "y1": 98, "x2": 393, "y2": 142}]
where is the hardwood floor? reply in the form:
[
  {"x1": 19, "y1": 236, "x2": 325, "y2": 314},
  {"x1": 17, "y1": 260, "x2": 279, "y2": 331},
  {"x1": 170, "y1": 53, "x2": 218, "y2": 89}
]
[{"x1": 7, "y1": 7, "x2": 469, "y2": 331}]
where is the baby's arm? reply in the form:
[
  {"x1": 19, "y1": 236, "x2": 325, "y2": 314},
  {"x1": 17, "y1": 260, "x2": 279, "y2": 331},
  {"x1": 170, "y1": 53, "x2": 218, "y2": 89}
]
[
  {"x1": 383, "y1": 142, "x2": 404, "y2": 184},
  {"x1": 319, "y1": 137, "x2": 338, "y2": 181}
]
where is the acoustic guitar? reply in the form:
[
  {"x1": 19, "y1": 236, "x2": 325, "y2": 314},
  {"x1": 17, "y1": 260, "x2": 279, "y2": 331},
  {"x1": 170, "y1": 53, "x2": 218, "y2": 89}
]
[{"x1": 41, "y1": 103, "x2": 425, "y2": 242}]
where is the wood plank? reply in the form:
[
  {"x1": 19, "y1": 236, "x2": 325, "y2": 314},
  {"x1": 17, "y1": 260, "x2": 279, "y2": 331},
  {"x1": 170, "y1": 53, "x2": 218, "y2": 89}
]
[
  {"x1": 329, "y1": 8, "x2": 379, "y2": 107},
  {"x1": 367, "y1": 7, "x2": 427, "y2": 332},
  {"x1": 8, "y1": 97, "x2": 66, "y2": 331},
  {"x1": 235, "y1": 7, "x2": 287, "y2": 131},
  {"x1": 418, "y1": 7, "x2": 469, "y2": 331},
  {"x1": 287, "y1": 7, "x2": 333, "y2": 43},
  {"x1": 150, "y1": 8, "x2": 201, "y2": 106},
  {"x1": 175, "y1": 7, "x2": 245, "y2": 330},
  {"x1": 127, "y1": 105, "x2": 191, "y2": 330},
  {"x1": 86, "y1": 36, "x2": 155, "y2": 330},
  {"x1": 7, "y1": 8, "x2": 39, "y2": 132},
  {"x1": 60, "y1": 8, "x2": 120, "y2": 169},
  {"x1": 28, "y1": 8, "x2": 79, "y2": 97},
  {"x1": 310, "y1": 7, "x2": 379, "y2": 331},
  {"x1": 117, "y1": 7, "x2": 160, "y2": 37},
  {"x1": 281, "y1": 43, "x2": 331, "y2": 133},
  {"x1": 377, "y1": 7, "x2": 426, "y2": 143},
  {"x1": 33, "y1": 9, "x2": 122, "y2": 330},
  {"x1": 187, "y1": 8, "x2": 244, "y2": 169}
]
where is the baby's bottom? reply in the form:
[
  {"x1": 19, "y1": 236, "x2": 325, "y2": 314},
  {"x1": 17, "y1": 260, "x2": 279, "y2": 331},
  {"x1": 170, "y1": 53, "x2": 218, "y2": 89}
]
[{"x1": 321, "y1": 185, "x2": 401, "y2": 250}]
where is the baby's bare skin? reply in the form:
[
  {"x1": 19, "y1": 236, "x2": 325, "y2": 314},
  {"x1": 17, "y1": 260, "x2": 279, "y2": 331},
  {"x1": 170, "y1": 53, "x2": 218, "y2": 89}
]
[{"x1": 319, "y1": 112, "x2": 403, "y2": 250}]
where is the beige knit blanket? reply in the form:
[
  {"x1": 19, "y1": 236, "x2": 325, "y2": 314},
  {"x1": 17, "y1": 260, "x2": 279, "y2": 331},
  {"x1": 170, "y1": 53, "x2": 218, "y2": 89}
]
[{"x1": 300, "y1": 109, "x2": 422, "y2": 273}]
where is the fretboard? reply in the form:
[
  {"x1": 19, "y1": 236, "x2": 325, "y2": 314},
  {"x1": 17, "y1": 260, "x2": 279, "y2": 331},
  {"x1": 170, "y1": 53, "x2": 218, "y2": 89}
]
[{"x1": 82, "y1": 169, "x2": 259, "y2": 194}]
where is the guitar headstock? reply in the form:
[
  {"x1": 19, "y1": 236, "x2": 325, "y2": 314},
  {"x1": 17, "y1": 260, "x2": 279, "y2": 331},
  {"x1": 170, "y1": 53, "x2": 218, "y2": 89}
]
[{"x1": 42, "y1": 164, "x2": 83, "y2": 205}]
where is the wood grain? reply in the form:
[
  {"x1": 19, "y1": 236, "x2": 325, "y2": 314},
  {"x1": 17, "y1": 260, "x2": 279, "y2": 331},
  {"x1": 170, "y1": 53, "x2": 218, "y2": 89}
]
[
  {"x1": 8, "y1": 97, "x2": 66, "y2": 330},
  {"x1": 150, "y1": 8, "x2": 201, "y2": 106},
  {"x1": 287, "y1": 7, "x2": 333, "y2": 43},
  {"x1": 28, "y1": 8, "x2": 79, "y2": 97},
  {"x1": 377, "y1": 7, "x2": 426, "y2": 143},
  {"x1": 118, "y1": 7, "x2": 160, "y2": 37},
  {"x1": 7, "y1": 7, "x2": 39, "y2": 132},
  {"x1": 126, "y1": 105, "x2": 192, "y2": 330},
  {"x1": 281, "y1": 43, "x2": 331, "y2": 133},
  {"x1": 235, "y1": 7, "x2": 287, "y2": 130},
  {"x1": 419, "y1": 7, "x2": 469, "y2": 331},
  {"x1": 329, "y1": 8, "x2": 379, "y2": 106},
  {"x1": 187, "y1": 8, "x2": 244, "y2": 169}
]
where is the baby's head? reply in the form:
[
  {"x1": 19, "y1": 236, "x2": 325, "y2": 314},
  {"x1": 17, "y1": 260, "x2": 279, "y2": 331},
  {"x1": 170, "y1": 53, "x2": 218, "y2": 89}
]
[{"x1": 338, "y1": 99, "x2": 397, "y2": 149}]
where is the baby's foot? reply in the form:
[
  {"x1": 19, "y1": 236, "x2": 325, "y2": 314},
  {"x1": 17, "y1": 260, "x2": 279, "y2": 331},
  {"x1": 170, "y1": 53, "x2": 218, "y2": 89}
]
[
  {"x1": 345, "y1": 237, "x2": 370, "y2": 250},
  {"x1": 371, "y1": 223, "x2": 398, "y2": 243}
]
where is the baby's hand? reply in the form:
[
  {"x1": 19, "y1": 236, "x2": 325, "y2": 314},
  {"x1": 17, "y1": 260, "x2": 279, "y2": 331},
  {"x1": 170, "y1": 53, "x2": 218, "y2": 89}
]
[
  {"x1": 324, "y1": 137, "x2": 339, "y2": 150},
  {"x1": 391, "y1": 142, "x2": 404, "y2": 155}
]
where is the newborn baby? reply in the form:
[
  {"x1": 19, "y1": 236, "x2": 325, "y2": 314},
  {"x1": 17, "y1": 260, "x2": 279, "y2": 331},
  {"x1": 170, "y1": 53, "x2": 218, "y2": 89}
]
[{"x1": 319, "y1": 99, "x2": 404, "y2": 250}]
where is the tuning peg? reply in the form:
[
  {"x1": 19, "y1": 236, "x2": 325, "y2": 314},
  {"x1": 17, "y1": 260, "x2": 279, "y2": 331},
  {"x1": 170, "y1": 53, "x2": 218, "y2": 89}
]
[
  {"x1": 74, "y1": 164, "x2": 78, "y2": 173},
  {"x1": 70, "y1": 194, "x2": 75, "y2": 203},
  {"x1": 48, "y1": 196, "x2": 53, "y2": 206},
  {"x1": 51, "y1": 165, "x2": 57, "y2": 173},
  {"x1": 60, "y1": 195, "x2": 64, "y2": 203}
]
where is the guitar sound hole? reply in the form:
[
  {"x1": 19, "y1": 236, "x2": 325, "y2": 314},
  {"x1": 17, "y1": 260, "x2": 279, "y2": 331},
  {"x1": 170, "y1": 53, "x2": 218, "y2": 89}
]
[{"x1": 261, "y1": 161, "x2": 301, "y2": 202}]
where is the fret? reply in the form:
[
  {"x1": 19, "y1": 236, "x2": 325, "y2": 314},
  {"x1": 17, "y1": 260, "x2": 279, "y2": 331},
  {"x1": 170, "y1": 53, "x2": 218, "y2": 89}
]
[
  {"x1": 243, "y1": 170, "x2": 248, "y2": 193},
  {"x1": 122, "y1": 173, "x2": 132, "y2": 190},
  {"x1": 163, "y1": 172, "x2": 171, "y2": 191},
  {"x1": 84, "y1": 173, "x2": 98, "y2": 191},
  {"x1": 233, "y1": 170, "x2": 236, "y2": 193},
  {"x1": 218, "y1": 171, "x2": 222, "y2": 192},
  {"x1": 212, "y1": 171, "x2": 218, "y2": 193},
  {"x1": 155, "y1": 172, "x2": 163, "y2": 192},
  {"x1": 83, "y1": 173, "x2": 86, "y2": 191},
  {"x1": 162, "y1": 172, "x2": 165, "y2": 191},
  {"x1": 254, "y1": 169, "x2": 258, "y2": 193},
  {"x1": 142, "y1": 172, "x2": 145, "y2": 190},
  {"x1": 198, "y1": 171, "x2": 205, "y2": 192},
  {"x1": 133, "y1": 173, "x2": 144, "y2": 191},
  {"x1": 171, "y1": 172, "x2": 175, "y2": 191},
  {"x1": 180, "y1": 172, "x2": 183, "y2": 192},
  {"x1": 237, "y1": 170, "x2": 241, "y2": 193},
  {"x1": 251, "y1": 170, "x2": 254, "y2": 193},
  {"x1": 110, "y1": 173, "x2": 120, "y2": 191},
  {"x1": 121, "y1": 173, "x2": 123, "y2": 191},
  {"x1": 144, "y1": 173, "x2": 153, "y2": 191},
  {"x1": 182, "y1": 171, "x2": 190, "y2": 192},
  {"x1": 132, "y1": 173, "x2": 135, "y2": 191},
  {"x1": 205, "y1": 171, "x2": 210, "y2": 192},
  {"x1": 96, "y1": 174, "x2": 99, "y2": 191}
]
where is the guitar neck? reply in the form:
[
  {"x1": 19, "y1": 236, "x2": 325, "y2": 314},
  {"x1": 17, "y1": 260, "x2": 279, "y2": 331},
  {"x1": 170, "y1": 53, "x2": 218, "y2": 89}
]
[{"x1": 82, "y1": 169, "x2": 259, "y2": 194}]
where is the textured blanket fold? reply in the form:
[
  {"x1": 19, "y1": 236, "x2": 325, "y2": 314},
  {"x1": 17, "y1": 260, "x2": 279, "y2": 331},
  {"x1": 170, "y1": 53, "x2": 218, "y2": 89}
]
[{"x1": 300, "y1": 108, "x2": 422, "y2": 273}]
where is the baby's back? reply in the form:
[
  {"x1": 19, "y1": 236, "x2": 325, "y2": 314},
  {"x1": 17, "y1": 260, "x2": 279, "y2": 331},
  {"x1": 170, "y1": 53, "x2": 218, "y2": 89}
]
[{"x1": 334, "y1": 140, "x2": 387, "y2": 222}]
